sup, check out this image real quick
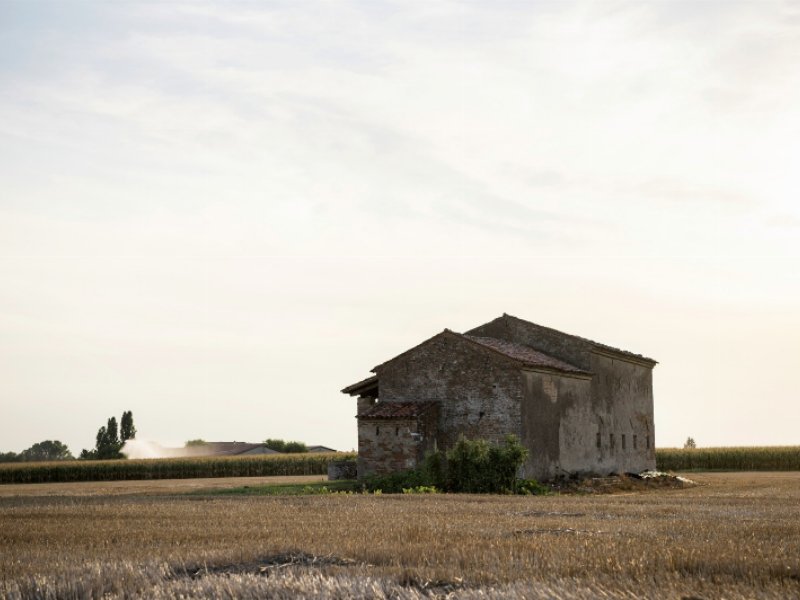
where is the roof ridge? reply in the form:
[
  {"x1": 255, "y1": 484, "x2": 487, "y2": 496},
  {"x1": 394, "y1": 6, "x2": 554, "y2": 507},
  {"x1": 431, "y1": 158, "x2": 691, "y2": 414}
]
[
  {"x1": 501, "y1": 313, "x2": 656, "y2": 364},
  {"x1": 371, "y1": 329, "x2": 460, "y2": 372},
  {"x1": 459, "y1": 333, "x2": 590, "y2": 375},
  {"x1": 457, "y1": 332, "x2": 528, "y2": 367}
]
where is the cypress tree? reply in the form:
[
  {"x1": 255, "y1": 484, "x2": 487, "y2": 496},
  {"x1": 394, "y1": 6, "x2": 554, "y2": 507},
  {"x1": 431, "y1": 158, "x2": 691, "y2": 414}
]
[{"x1": 120, "y1": 411, "x2": 136, "y2": 442}]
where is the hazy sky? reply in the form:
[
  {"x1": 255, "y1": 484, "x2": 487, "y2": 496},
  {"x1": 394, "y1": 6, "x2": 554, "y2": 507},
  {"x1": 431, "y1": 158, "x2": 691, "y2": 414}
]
[{"x1": 1, "y1": 1, "x2": 798, "y2": 454}]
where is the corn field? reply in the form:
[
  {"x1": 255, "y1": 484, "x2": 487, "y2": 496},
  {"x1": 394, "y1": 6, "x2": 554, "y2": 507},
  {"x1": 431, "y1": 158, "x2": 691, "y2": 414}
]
[
  {"x1": 656, "y1": 446, "x2": 800, "y2": 471},
  {"x1": 0, "y1": 452, "x2": 355, "y2": 484},
  {"x1": 4, "y1": 446, "x2": 797, "y2": 485}
]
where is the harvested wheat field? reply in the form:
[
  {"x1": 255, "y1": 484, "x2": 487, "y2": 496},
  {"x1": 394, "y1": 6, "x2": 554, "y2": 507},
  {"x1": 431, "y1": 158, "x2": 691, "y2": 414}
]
[
  {"x1": 2, "y1": 472, "x2": 799, "y2": 599},
  {"x1": 0, "y1": 474, "x2": 326, "y2": 497}
]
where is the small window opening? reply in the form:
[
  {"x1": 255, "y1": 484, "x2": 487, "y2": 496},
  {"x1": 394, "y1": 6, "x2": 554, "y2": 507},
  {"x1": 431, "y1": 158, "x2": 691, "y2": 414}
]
[
  {"x1": 596, "y1": 432, "x2": 601, "y2": 449},
  {"x1": 610, "y1": 433, "x2": 615, "y2": 449},
  {"x1": 646, "y1": 435, "x2": 650, "y2": 450},
  {"x1": 633, "y1": 435, "x2": 638, "y2": 449},
  {"x1": 622, "y1": 434, "x2": 626, "y2": 450},
  {"x1": 395, "y1": 427, "x2": 399, "y2": 436},
  {"x1": 376, "y1": 426, "x2": 380, "y2": 436}
]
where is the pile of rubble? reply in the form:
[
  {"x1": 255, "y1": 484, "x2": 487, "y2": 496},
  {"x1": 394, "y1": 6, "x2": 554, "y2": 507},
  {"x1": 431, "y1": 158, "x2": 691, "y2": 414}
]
[{"x1": 549, "y1": 470, "x2": 696, "y2": 494}]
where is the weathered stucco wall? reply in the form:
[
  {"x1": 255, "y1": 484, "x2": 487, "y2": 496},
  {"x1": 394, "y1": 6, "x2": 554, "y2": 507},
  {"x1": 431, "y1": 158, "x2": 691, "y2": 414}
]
[
  {"x1": 586, "y1": 351, "x2": 656, "y2": 474},
  {"x1": 521, "y1": 370, "x2": 592, "y2": 479},
  {"x1": 520, "y1": 353, "x2": 655, "y2": 479},
  {"x1": 376, "y1": 334, "x2": 524, "y2": 450}
]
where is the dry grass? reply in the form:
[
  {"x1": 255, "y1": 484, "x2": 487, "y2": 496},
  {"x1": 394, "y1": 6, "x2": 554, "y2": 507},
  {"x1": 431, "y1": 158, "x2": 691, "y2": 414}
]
[
  {"x1": 2, "y1": 472, "x2": 799, "y2": 599},
  {"x1": 0, "y1": 474, "x2": 326, "y2": 497}
]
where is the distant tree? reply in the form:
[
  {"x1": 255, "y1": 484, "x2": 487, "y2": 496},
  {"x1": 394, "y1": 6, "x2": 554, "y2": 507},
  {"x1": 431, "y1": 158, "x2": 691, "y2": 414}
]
[
  {"x1": 283, "y1": 441, "x2": 308, "y2": 453},
  {"x1": 95, "y1": 417, "x2": 122, "y2": 459},
  {"x1": 106, "y1": 417, "x2": 120, "y2": 446},
  {"x1": 89, "y1": 425, "x2": 107, "y2": 459},
  {"x1": 19, "y1": 440, "x2": 73, "y2": 462},
  {"x1": 264, "y1": 439, "x2": 286, "y2": 452},
  {"x1": 79, "y1": 448, "x2": 97, "y2": 460},
  {"x1": 81, "y1": 412, "x2": 135, "y2": 460},
  {"x1": 185, "y1": 439, "x2": 207, "y2": 447},
  {"x1": 120, "y1": 411, "x2": 136, "y2": 442},
  {"x1": 684, "y1": 437, "x2": 697, "y2": 449},
  {"x1": 0, "y1": 451, "x2": 20, "y2": 463},
  {"x1": 264, "y1": 439, "x2": 308, "y2": 453}
]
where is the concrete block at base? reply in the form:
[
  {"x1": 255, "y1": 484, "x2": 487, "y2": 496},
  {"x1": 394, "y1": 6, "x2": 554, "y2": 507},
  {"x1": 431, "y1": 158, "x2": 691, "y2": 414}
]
[{"x1": 328, "y1": 460, "x2": 358, "y2": 480}]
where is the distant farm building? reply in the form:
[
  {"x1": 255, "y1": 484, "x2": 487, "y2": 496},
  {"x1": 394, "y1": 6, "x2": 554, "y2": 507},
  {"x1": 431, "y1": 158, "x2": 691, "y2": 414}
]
[
  {"x1": 183, "y1": 442, "x2": 279, "y2": 457},
  {"x1": 182, "y1": 443, "x2": 338, "y2": 457},
  {"x1": 343, "y1": 314, "x2": 657, "y2": 480},
  {"x1": 307, "y1": 445, "x2": 338, "y2": 453}
]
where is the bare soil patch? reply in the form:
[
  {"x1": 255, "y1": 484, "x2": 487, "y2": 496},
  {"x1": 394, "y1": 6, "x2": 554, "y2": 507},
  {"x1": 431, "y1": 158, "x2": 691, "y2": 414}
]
[{"x1": 548, "y1": 471, "x2": 694, "y2": 494}]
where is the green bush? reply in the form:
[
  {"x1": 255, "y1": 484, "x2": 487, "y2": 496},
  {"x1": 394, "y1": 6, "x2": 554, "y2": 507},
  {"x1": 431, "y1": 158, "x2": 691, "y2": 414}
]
[
  {"x1": 446, "y1": 435, "x2": 528, "y2": 493},
  {"x1": 516, "y1": 478, "x2": 549, "y2": 495},
  {"x1": 364, "y1": 468, "x2": 429, "y2": 494},
  {"x1": 364, "y1": 435, "x2": 533, "y2": 494}
]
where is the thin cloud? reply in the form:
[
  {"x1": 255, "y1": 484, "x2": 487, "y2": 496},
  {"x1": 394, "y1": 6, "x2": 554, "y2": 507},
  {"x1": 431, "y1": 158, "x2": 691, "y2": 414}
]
[
  {"x1": 766, "y1": 214, "x2": 800, "y2": 228},
  {"x1": 1, "y1": 1, "x2": 799, "y2": 455}
]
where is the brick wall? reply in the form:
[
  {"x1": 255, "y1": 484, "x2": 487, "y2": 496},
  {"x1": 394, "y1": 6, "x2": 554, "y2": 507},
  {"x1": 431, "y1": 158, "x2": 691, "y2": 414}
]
[
  {"x1": 375, "y1": 332, "x2": 524, "y2": 451},
  {"x1": 357, "y1": 418, "x2": 418, "y2": 477}
]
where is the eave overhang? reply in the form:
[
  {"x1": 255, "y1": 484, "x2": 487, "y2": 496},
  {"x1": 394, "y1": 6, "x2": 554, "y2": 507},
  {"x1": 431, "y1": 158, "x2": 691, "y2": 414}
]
[{"x1": 341, "y1": 375, "x2": 379, "y2": 397}]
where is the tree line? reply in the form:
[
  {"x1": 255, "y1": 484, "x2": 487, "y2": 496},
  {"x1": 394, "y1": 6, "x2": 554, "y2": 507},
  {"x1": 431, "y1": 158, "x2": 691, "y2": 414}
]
[
  {"x1": 184, "y1": 439, "x2": 310, "y2": 453},
  {"x1": 0, "y1": 411, "x2": 136, "y2": 463},
  {"x1": 0, "y1": 440, "x2": 73, "y2": 463},
  {"x1": 2, "y1": 410, "x2": 315, "y2": 463}
]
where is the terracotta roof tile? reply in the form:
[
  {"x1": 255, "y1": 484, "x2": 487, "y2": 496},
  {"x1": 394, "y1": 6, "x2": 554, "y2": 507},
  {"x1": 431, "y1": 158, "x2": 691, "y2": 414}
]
[{"x1": 462, "y1": 335, "x2": 589, "y2": 374}]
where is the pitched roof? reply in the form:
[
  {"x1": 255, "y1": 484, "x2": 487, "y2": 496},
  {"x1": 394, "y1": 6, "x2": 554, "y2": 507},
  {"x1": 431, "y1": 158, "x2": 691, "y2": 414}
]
[
  {"x1": 307, "y1": 445, "x2": 338, "y2": 453},
  {"x1": 341, "y1": 314, "x2": 656, "y2": 396},
  {"x1": 343, "y1": 327, "x2": 590, "y2": 394},
  {"x1": 370, "y1": 329, "x2": 453, "y2": 373},
  {"x1": 341, "y1": 375, "x2": 379, "y2": 397},
  {"x1": 461, "y1": 335, "x2": 589, "y2": 374},
  {"x1": 500, "y1": 313, "x2": 657, "y2": 364},
  {"x1": 185, "y1": 443, "x2": 279, "y2": 457},
  {"x1": 357, "y1": 401, "x2": 439, "y2": 420}
]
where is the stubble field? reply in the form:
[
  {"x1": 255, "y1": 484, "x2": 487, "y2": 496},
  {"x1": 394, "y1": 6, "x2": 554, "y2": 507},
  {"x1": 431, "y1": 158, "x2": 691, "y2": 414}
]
[{"x1": 1, "y1": 472, "x2": 799, "y2": 599}]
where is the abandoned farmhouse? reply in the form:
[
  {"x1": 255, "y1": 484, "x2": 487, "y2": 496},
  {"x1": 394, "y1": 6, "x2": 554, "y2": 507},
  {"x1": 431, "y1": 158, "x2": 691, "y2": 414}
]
[{"x1": 342, "y1": 314, "x2": 657, "y2": 480}]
